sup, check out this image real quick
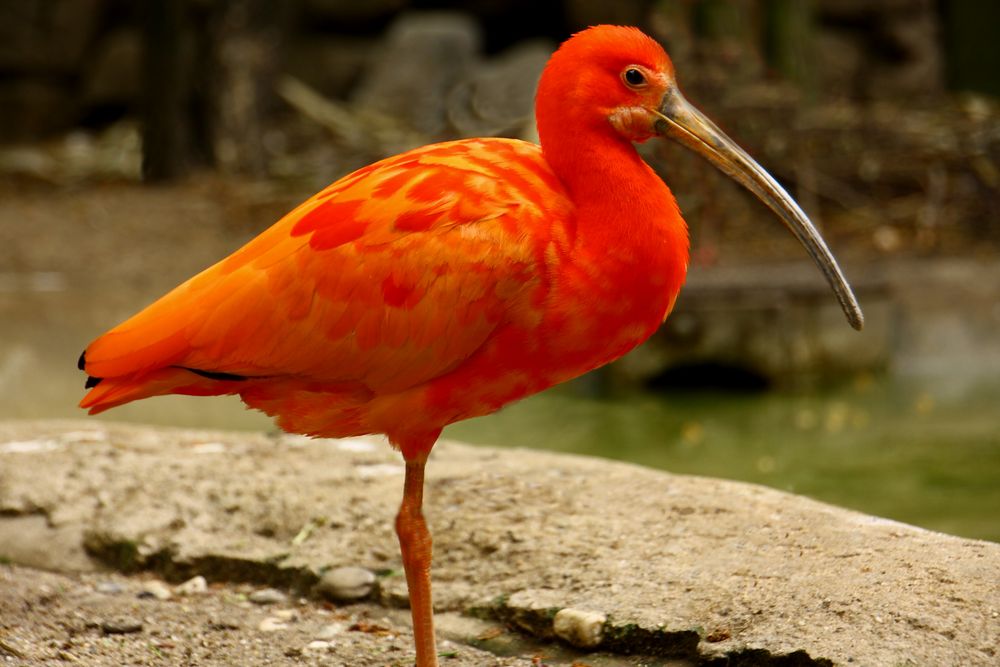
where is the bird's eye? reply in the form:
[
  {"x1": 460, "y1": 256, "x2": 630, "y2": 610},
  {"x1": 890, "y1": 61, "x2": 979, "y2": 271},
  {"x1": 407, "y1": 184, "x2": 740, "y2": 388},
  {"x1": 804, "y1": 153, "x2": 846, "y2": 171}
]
[{"x1": 623, "y1": 67, "x2": 646, "y2": 87}]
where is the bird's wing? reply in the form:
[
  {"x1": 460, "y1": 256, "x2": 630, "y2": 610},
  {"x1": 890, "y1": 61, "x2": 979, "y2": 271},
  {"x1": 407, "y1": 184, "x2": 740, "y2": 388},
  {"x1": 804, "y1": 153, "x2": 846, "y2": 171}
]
[{"x1": 81, "y1": 138, "x2": 572, "y2": 395}]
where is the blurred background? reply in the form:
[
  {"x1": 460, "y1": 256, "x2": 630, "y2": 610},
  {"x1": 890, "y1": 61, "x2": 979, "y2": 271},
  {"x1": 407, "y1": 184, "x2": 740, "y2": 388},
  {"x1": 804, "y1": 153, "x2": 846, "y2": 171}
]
[{"x1": 0, "y1": 0, "x2": 997, "y2": 541}]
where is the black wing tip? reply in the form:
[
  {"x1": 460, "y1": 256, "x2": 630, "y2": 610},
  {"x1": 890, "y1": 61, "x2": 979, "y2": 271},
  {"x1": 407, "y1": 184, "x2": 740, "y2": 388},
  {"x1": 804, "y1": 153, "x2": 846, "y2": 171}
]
[
  {"x1": 78, "y1": 361, "x2": 246, "y2": 391},
  {"x1": 180, "y1": 367, "x2": 249, "y2": 382},
  {"x1": 79, "y1": 350, "x2": 103, "y2": 388}
]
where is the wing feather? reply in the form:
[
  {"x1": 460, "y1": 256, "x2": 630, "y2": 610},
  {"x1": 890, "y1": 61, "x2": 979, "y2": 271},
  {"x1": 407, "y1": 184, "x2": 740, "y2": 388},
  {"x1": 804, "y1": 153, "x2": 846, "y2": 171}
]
[{"x1": 82, "y1": 139, "x2": 570, "y2": 401}]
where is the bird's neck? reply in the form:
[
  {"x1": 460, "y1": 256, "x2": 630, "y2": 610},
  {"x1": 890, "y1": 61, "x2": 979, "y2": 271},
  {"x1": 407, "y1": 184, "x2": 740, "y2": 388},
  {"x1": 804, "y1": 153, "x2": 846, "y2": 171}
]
[
  {"x1": 552, "y1": 134, "x2": 672, "y2": 219},
  {"x1": 543, "y1": 128, "x2": 689, "y2": 272},
  {"x1": 539, "y1": 129, "x2": 691, "y2": 346}
]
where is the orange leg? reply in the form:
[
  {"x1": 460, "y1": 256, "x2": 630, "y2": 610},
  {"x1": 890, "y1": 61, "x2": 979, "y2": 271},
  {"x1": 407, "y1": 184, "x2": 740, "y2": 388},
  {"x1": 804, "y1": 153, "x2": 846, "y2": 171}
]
[{"x1": 396, "y1": 454, "x2": 439, "y2": 667}]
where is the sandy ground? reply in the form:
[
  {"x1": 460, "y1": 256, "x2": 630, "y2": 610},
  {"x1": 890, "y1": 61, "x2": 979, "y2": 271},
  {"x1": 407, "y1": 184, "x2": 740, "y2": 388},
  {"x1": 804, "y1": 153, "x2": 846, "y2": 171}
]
[{"x1": 0, "y1": 564, "x2": 532, "y2": 667}]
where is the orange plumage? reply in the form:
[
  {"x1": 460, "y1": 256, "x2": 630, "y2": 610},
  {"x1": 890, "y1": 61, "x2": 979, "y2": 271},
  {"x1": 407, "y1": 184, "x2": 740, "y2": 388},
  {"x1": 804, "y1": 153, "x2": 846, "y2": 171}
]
[
  {"x1": 80, "y1": 29, "x2": 690, "y2": 460},
  {"x1": 80, "y1": 26, "x2": 860, "y2": 667}
]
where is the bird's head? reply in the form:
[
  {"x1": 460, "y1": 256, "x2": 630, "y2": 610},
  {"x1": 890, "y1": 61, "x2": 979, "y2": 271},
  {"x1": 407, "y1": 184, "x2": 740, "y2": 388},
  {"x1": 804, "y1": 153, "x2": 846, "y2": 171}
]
[
  {"x1": 537, "y1": 25, "x2": 863, "y2": 331},
  {"x1": 538, "y1": 25, "x2": 674, "y2": 143}
]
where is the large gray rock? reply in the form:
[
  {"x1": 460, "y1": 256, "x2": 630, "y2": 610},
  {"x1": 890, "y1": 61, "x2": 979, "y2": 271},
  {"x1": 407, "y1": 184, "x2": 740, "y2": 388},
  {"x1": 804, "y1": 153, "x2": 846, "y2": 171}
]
[
  {"x1": 447, "y1": 40, "x2": 553, "y2": 139},
  {"x1": 352, "y1": 12, "x2": 481, "y2": 139},
  {"x1": 0, "y1": 420, "x2": 997, "y2": 665}
]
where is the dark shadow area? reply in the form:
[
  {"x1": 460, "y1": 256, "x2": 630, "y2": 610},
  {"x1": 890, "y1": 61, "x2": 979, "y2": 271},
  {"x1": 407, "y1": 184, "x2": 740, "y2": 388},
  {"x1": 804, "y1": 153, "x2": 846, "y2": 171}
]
[{"x1": 646, "y1": 361, "x2": 772, "y2": 393}]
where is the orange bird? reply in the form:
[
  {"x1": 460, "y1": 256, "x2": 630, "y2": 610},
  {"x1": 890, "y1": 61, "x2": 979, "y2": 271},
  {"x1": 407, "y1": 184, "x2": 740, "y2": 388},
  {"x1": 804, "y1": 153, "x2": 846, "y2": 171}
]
[{"x1": 80, "y1": 26, "x2": 862, "y2": 666}]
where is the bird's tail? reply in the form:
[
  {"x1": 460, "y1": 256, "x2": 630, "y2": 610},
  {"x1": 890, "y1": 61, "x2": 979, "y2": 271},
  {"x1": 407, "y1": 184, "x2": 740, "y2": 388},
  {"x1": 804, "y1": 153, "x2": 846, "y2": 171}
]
[{"x1": 78, "y1": 363, "x2": 244, "y2": 415}]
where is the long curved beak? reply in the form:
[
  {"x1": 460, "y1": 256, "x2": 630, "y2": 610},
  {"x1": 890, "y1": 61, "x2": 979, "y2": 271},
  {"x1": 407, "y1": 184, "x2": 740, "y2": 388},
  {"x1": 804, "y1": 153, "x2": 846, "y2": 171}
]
[{"x1": 654, "y1": 86, "x2": 864, "y2": 331}]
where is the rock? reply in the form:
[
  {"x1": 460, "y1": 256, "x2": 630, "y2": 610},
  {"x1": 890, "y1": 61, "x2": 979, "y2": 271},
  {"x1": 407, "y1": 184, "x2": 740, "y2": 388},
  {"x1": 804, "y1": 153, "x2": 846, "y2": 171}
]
[
  {"x1": 352, "y1": 12, "x2": 481, "y2": 138},
  {"x1": 175, "y1": 575, "x2": 208, "y2": 595},
  {"x1": 501, "y1": 589, "x2": 563, "y2": 637},
  {"x1": 248, "y1": 587, "x2": 287, "y2": 605},
  {"x1": 138, "y1": 580, "x2": 172, "y2": 601},
  {"x1": 0, "y1": 636, "x2": 29, "y2": 659},
  {"x1": 101, "y1": 617, "x2": 142, "y2": 635},
  {"x1": 376, "y1": 576, "x2": 410, "y2": 609},
  {"x1": 316, "y1": 566, "x2": 376, "y2": 602},
  {"x1": 315, "y1": 622, "x2": 347, "y2": 640},
  {"x1": 3, "y1": 421, "x2": 999, "y2": 666},
  {"x1": 206, "y1": 616, "x2": 241, "y2": 631},
  {"x1": 95, "y1": 581, "x2": 124, "y2": 595},
  {"x1": 273, "y1": 609, "x2": 298, "y2": 622},
  {"x1": 447, "y1": 40, "x2": 553, "y2": 138},
  {"x1": 302, "y1": 639, "x2": 334, "y2": 653},
  {"x1": 257, "y1": 617, "x2": 288, "y2": 632},
  {"x1": 553, "y1": 608, "x2": 606, "y2": 648}
]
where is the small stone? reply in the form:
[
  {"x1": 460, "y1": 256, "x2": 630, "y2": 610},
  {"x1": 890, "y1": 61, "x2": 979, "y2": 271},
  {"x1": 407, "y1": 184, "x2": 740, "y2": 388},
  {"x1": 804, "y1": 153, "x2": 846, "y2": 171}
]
[
  {"x1": 303, "y1": 640, "x2": 333, "y2": 653},
  {"x1": 207, "y1": 616, "x2": 241, "y2": 631},
  {"x1": 553, "y1": 608, "x2": 606, "y2": 649},
  {"x1": 175, "y1": 575, "x2": 208, "y2": 595},
  {"x1": 249, "y1": 588, "x2": 288, "y2": 605},
  {"x1": 95, "y1": 581, "x2": 124, "y2": 595},
  {"x1": 102, "y1": 617, "x2": 143, "y2": 635},
  {"x1": 273, "y1": 609, "x2": 298, "y2": 622},
  {"x1": 0, "y1": 637, "x2": 28, "y2": 659},
  {"x1": 315, "y1": 566, "x2": 376, "y2": 602},
  {"x1": 138, "y1": 580, "x2": 172, "y2": 601},
  {"x1": 258, "y1": 617, "x2": 288, "y2": 632},
  {"x1": 315, "y1": 622, "x2": 347, "y2": 641}
]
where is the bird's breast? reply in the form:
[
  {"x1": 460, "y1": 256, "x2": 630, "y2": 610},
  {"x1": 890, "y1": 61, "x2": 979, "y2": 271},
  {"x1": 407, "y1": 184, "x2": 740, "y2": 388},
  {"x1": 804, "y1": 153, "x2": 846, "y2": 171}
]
[{"x1": 544, "y1": 226, "x2": 684, "y2": 374}]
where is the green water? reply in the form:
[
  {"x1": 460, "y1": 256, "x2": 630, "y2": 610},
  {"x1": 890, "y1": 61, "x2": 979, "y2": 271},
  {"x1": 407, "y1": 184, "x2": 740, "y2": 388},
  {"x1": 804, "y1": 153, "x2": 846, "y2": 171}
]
[{"x1": 448, "y1": 376, "x2": 1000, "y2": 543}]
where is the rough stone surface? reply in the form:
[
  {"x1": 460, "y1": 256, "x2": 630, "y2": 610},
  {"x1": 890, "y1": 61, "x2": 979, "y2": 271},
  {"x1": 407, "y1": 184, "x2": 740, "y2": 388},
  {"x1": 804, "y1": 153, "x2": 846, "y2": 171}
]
[{"x1": 1, "y1": 420, "x2": 998, "y2": 666}]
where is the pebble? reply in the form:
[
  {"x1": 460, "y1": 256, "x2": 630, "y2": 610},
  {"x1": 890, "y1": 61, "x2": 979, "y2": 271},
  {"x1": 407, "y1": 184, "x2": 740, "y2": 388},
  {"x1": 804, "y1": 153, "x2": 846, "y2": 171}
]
[
  {"x1": 101, "y1": 617, "x2": 143, "y2": 635},
  {"x1": 207, "y1": 616, "x2": 241, "y2": 631},
  {"x1": 258, "y1": 617, "x2": 288, "y2": 632},
  {"x1": 249, "y1": 588, "x2": 288, "y2": 605},
  {"x1": 303, "y1": 640, "x2": 334, "y2": 653},
  {"x1": 0, "y1": 637, "x2": 28, "y2": 659},
  {"x1": 273, "y1": 609, "x2": 298, "y2": 622},
  {"x1": 315, "y1": 622, "x2": 347, "y2": 641},
  {"x1": 315, "y1": 566, "x2": 376, "y2": 602},
  {"x1": 175, "y1": 575, "x2": 208, "y2": 596},
  {"x1": 95, "y1": 581, "x2": 125, "y2": 595},
  {"x1": 553, "y1": 608, "x2": 606, "y2": 648},
  {"x1": 138, "y1": 580, "x2": 172, "y2": 601}
]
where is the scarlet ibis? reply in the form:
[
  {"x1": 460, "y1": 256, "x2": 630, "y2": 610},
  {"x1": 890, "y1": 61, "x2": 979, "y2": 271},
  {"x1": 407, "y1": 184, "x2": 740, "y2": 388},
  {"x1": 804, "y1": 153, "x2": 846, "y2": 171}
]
[{"x1": 79, "y1": 25, "x2": 862, "y2": 666}]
